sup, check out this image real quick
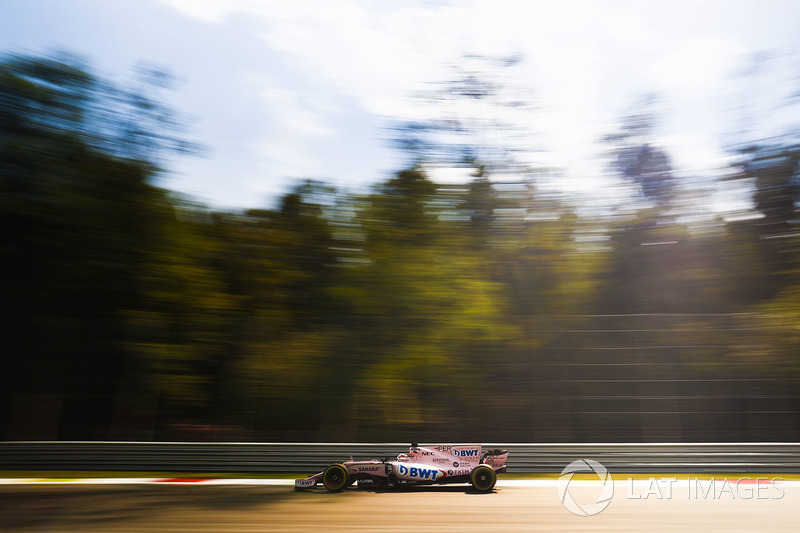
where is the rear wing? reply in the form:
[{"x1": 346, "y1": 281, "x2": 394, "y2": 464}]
[{"x1": 482, "y1": 449, "x2": 509, "y2": 470}]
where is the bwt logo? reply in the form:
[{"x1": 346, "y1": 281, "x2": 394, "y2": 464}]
[
  {"x1": 396, "y1": 464, "x2": 440, "y2": 480},
  {"x1": 453, "y1": 449, "x2": 479, "y2": 458}
]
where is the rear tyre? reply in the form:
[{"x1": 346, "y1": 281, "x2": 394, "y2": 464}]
[
  {"x1": 470, "y1": 465, "x2": 497, "y2": 492},
  {"x1": 323, "y1": 464, "x2": 349, "y2": 491}
]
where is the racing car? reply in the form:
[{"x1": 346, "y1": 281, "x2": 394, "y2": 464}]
[{"x1": 295, "y1": 444, "x2": 508, "y2": 492}]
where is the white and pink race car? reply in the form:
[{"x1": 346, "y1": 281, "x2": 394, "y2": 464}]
[{"x1": 295, "y1": 444, "x2": 508, "y2": 492}]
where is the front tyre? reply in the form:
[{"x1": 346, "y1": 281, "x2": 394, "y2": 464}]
[
  {"x1": 470, "y1": 465, "x2": 497, "y2": 492},
  {"x1": 323, "y1": 464, "x2": 349, "y2": 491}
]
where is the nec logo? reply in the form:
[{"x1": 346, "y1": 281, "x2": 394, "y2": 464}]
[
  {"x1": 396, "y1": 464, "x2": 440, "y2": 480},
  {"x1": 453, "y1": 449, "x2": 478, "y2": 458}
]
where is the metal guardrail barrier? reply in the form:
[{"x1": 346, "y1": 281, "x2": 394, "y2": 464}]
[{"x1": 1, "y1": 442, "x2": 798, "y2": 473}]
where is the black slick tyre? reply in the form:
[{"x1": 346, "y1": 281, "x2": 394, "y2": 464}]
[
  {"x1": 470, "y1": 465, "x2": 497, "y2": 492},
  {"x1": 323, "y1": 464, "x2": 349, "y2": 491}
]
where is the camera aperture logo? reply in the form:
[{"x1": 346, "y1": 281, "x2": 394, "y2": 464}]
[{"x1": 557, "y1": 459, "x2": 614, "y2": 517}]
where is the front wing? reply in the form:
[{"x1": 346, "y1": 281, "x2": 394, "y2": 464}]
[{"x1": 295, "y1": 472, "x2": 322, "y2": 488}]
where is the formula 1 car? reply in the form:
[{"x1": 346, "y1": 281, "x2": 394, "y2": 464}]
[{"x1": 295, "y1": 444, "x2": 508, "y2": 492}]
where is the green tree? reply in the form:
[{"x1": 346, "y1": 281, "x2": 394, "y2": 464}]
[{"x1": 0, "y1": 52, "x2": 197, "y2": 439}]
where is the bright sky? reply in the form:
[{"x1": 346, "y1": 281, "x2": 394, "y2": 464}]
[{"x1": 2, "y1": 0, "x2": 800, "y2": 210}]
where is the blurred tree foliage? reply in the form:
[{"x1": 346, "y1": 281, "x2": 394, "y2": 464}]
[
  {"x1": 0, "y1": 53, "x2": 198, "y2": 439},
  {"x1": 1, "y1": 52, "x2": 799, "y2": 442},
  {"x1": 603, "y1": 103, "x2": 676, "y2": 206}
]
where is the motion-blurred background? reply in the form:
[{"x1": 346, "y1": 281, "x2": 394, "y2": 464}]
[{"x1": 2, "y1": 1, "x2": 800, "y2": 443}]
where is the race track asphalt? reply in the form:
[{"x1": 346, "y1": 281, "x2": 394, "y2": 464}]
[{"x1": 0, "y1": 480, "x2": 796, "y2": 532}]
